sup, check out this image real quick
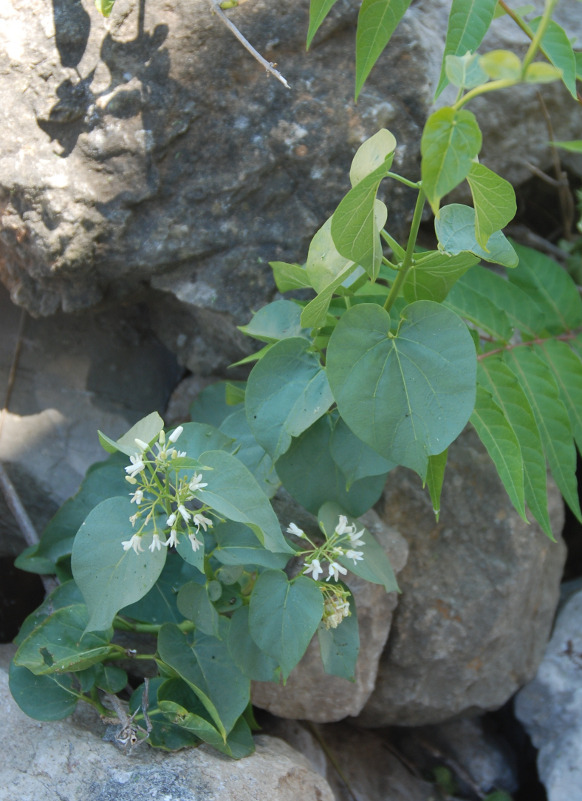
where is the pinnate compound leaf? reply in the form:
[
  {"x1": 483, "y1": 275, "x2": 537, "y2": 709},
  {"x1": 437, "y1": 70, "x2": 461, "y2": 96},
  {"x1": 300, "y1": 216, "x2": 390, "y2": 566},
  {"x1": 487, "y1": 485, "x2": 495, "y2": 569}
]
[
  {"x1": 245, "y1": 337, "x2": 333, "y2": 461},
  {"x1": 508, "y1": 243, "x2": 582, "y2": 334},
  {"x1": 505, "y1": 347, "x2": 582, "y2": 522},
  {"x1": 13, "y1": 604, "x2": 115, "y2": 675},
  {"x1": 307, "y1": 0, "x2": 341, "y2": 48},
  {"x1": 435, "y1": 0, "x2": 498, "y2": 97},
  {"x1": 326, "y1": 301, "x2": 476, "y2": 478},
  {"x1": 530, "y1": 17, "x2": 578, "y2": 98},
  {"x1": 9, "y1": 663, "x2": 78, "y2": 721},
  {"x1": 478, "y1": 357, "x2": 552, "y2": 537},
  {"x1": 403, "y1": 250, "x2": 479, "y2": 303},
  {"x1": 435, "y1": 204, "x2": 518, "y2": 268},
  {"x1": 158, "y1": 622, "x2": 250, "y2": 737},
  {"x1": 317, "y1": 590, "x2": 359, "y2": 680},
  {"x1": 421, "y1": 108, "x2": 482, "y2": 215},
  {"x1": 537, "y1": 339, "x2": 582, "y2": 455},
  {"x1": 470, "y1": 385, "x2": 526, "y2": 520},
  {"x1": 239, "y1": 300, "x2": 309, "y2": 343},
  {"x1": 466, "y1": 163, "x2": 516, "y2": 248},
  {"x1": 71, "y1": 496, "x2": 167, "y2": 632},
  {"x1": 355, "y1": 0, "x2": 413, "y2": 99},
  {"x1": 196, "y1": 449, "x2": 294, "y2": 554},
  {"x1": 445, "y1": 270, "x2": 513, "y2": 342},
  {"x1": 249, "y1": 570, "x2": 324, "y2": 681}
]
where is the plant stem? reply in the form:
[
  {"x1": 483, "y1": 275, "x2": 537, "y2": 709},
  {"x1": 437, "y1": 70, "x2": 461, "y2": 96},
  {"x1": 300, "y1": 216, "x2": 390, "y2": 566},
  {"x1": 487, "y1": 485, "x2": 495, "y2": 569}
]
[
  {"x1": 385, "y1": 172, "x2": 421, "y2": 190},
  {"x1": 521, "y1": 0, "x2": 559, "y2": 76},
  {"x1": 113, "y1": 617, "x2": 196, "y2": 634},
  {"x1": 380, "y1": 230, "x2": 405, "y2": 260},
  {"x1": 383, "y1": 188, "x2": 426, "y2": 313},
  {"x1": 454, "y1": 78, "x2": 518, "y2": 109}
]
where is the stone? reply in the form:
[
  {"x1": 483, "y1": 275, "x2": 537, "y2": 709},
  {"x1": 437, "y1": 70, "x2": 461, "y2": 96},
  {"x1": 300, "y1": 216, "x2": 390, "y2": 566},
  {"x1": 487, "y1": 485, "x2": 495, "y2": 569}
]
[
  {"x1": 357, "y1": 427, "x2": 566, "y2": 727},
  {"x1": 0, "y1": 644, "x2": 335, "y2": 801},
  {"x1": 251, "y1": 508, "x2": 409, "y2": 723},
  {"x1": 515, "y1": 586, "x2": 582, "y2": 801}
]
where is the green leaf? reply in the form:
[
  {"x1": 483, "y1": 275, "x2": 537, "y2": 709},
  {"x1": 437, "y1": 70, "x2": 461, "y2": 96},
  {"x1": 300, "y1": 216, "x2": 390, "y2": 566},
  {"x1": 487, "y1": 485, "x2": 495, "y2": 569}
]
[
  {"x1": 505, "y1": 347, "x2": 582, "y2": 522},
  {"x1": 479, "y1": 49, "x2": 522, "y2": 80},
  {"x1": 158, "y1": 622, "x2": 250, "y2": 737},
  {"x1": 131, "y1": 678, "x2": 202, "y2": 751},
  {"x1": 300, "y1": 261, "x2": 359, "y2": 329},
  {"x1": 326, "y1": 301, "x2": 476, "y2": 478},
  {"x1": 508, "y1": 242, "x2": 582, "y2": 334},
  {"x1": 425, "y1": 449, "x2": 447, "y2": 520},
  {"x1": 239, "y1": 300, "x2": 309, "y2": 343},
  {"x1": 228, "y1": 606, "x2": 280, "y2": 681},
  {"x1": 245, "y1": 337, "x2": 333, "y2": 460},
  {"x1": 196, "y1": 449, "x2": 294, "y2": 554},
  {"x1": 14, "y1": 580, "x2": 84, "y2": 645},
  {"x1": 177, "y1": 582, "x2": 220, "y2": 637},
  {"x1": 249, "y1": 570, "x2": 324, "y2": 681},
  {"x1": 553, "y1": 140, "x2": 582, "y2": 153},
  {"x1": 121, "y1": 553, "x2": 203, "y2": 625},
  {"x1": 318, "y1": 502, "x2": 399, "y2": 592},
  {"x1": 445, "y1": 51, "x2": 488, "y2": 89},
  {"x1": 530, "y1": 17, "x2": 577, "y2": 98},
  {"x1": 189, "y1": 382, "x2": 239, "y2": 428},
  {"x1": 537, "y1": 339, "x2": 582, "y2": 455},
  {"x1": 93, "y1": 664, "x2": 128, "y2": 693},
  {"x1": 178, "y1": 421, "x2": 234, "y2": 458},
  {"x1": 435, "y1": 0, "x2": 498, "y2": 97},
  {"x1": 71, "y1": 496, "x2": 167, "y2": 632},
  {"x1": 270, "y1": 261, "x2": 312, "y2": 292},
  {"x1": 524, "y1": 62, "x2": 563, "y2": 83},
  {"x1": 445, "y1": 270, "x2": 513, "y2": 342},
  {"x1": 9, "y1": 663, "x2": 78, "y2": 721},
  {"x1": 13, "y1": 604, "x2": 116, "y2": 675},
  {"x1": 306, "y1": 217, "x2": 354, "y2": 292},
  {"x1": 98, "y1": 412, "x2": 164, "y2": 456},
  {"x1": 350, "y1": 129, "x2": 397, "y2": 186},
  {"x1": 355, "y1": 0, "x2": 412, "y2": 99},
  {"x1": 421, "y1": 108, "x2": 482, "y2": 215},
  {"x1": 470, "y1": 385, "x2": 527, "y2": 520},
  {"x1": 317, "y1": 590, "x2": 359, "y2": 680},
  {"x1": 435, "y1": 204, "x2": 518, "y2": 268},
  {"x1": 330, "y1": 416, "x2": 395, "y2": 487},
  {"x1": 212, "y1": 520, "x2": 290, "y2": 569},
  {"x1": 331, "y1": 157, "x2": 391, "y2": 277},
  {"x1": 219, "y1": 408, "x2": 279, "y2": 498},
  {"x1": 403, "y1": 250, "x2": 479, "y2": 303},
  {"x1": 307, "y1": 0, "x2": 340, "y2": 48},
  {"x1": 478, "y1": 357, "x2": 552, "y2": 537},
  {"x1": 466, "y1": 163, "x2": 516, "y2": 248},
  {"x1": 275, "y1": 415, "x2": 389, "y2": 516},
  {"x1": 95, "y1": 0, "x2": 116, "y2": 17}
]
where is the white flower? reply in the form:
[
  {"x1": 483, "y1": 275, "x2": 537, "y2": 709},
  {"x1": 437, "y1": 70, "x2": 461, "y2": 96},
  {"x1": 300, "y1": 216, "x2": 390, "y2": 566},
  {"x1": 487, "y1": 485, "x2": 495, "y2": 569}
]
[
  {"x1": 122, "y1": 534, "x2": 144, "y2": 554},
  {"x1": 286, "y1": 522, "x2": 305, "y2": 538},
  {"x1": 149, "y1": 533, "x2": 163, "y2": 552},
  {"x1": 335, "y1": 515, "x2": 353, "y2": 537},
  {"x1": 129, "y1": 513, "x2": 139, "y2": 527},
  {"x1": 304, "y1": 558, "x2": 323, "y2": 581},
  {"x1": 168, "y1": 426, "x2": 184, "y2": 443},
  {"x1": 134, "y1": 438, "x2": 150, "y2": 452},
  {"x1": 189, "y1": 473, "x2": 208, "y2": 493},
  {"x1": 166, "y1": 513, "x2": 177, "y2": 527},
  {"x1": 171, "y1": 449, "x2": 186, "y2": 459},
  {"x1": 189, "y1": 533, "x2": 203, "y2": 552},
  {"x1": 333, "y1": 547, "x2": 345, "y2": 556},
  {"x1": 328, "y1": 561, "x2": 348, "y2": 582},
  {"x1": 130, "y1": 489, "x2": 144, "y2": 505},
  {"x1": 348, "y1": 528, "x2": 366, "y2": 548},
  {"x1": 177, "y1": 504, "x2": 191, "y2": 523},
  {"x1": 192, "y1": 513, "x2": 213, "y2": 532},
  {"x1": 346, "y1": 549, "x2": 364, "y2": 564},
  {"x1": 164, "y1": 529, "x2": 179, "y2": 548},
  {"x1": 125, "y1": 454, "x2": 145, "y2": 478}
]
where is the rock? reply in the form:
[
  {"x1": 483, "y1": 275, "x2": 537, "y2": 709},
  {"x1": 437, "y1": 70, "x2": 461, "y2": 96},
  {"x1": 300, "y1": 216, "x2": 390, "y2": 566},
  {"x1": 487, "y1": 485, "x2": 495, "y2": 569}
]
[
  {"x1": 251, "y1": 508, "x2": 408, "y2": 723},
  {"x1": 357, "y1": 427, "x2": 566, "y2": 727},
  {"x1": 514, "y1": 585, "x2": 582, "y2": 801},
  {"x1": 0, "y1": 644, "x2": 335, "y2": 801}
]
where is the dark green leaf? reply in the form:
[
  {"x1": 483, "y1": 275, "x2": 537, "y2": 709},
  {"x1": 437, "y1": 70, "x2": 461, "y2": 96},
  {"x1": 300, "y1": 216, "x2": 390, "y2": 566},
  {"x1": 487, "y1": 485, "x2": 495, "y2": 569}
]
[
  {"x1": 177, "y1": 582, "x2": 220, "y2": 636},
  {"x1": 329, "y1": 416, "x2": 395, "y2": 487},
  {"x1": 426, "y1": 449, "x2": 447, "y2": 520},
  {"x1": 212, "y1": 520, "x2": 290, "y2": 569},
  {"x1": 317, "y1": 590, "x2": 359, "y2": 680},
  {"x1": 219, "y1": 408, "x2": 280, "y2": 498},
  {"x1": 445, "y1": 271, "x2": 513, "y2": 342},
  {"x1": 239, "y1": 300, "x2": 309, "y2": 343},
  {"x1": 435, "y1": 204, "x2": 518, "y2": 268},
  {"x1": 121, "y1": 553, "x2": 203, "y2": 625},
  {"x1": 9, "y1": 663, "x2": 78, "y2": 720},
  {"x1": 403, "y1": 250, "x2": 479, "y2": 303},
  {"x1": 355, "y1": 0, "x2": 412, "y2": 99},
  {"x1": 228, "y1": 605, "x2": 280, "y2": 681}
]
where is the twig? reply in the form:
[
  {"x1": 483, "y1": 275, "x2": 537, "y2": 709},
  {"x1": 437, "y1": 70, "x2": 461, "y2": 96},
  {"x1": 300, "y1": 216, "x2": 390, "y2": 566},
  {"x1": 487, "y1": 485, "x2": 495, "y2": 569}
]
[
  {"x1": 537, "y1": 91, "x2": 575, "y2": 241},
  {"x1": 207, "y1": 0, "x2": 290, "y2": 89}
]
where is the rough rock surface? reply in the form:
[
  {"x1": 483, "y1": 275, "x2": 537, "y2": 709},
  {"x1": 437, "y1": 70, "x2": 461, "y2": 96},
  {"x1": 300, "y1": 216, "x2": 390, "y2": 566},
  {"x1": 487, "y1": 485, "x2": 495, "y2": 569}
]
[
  {"x1": 515, "y1": 586, "x2": 582, "y2": 801},
  {"x1": 0, "y1": 644, "x2": 335, "y2": 801},
  {"x1": 251, "y1": 508, "x2": 408, "y2": 723},
  {"x1": 357, "y1": 427, "x2": 566, "y2": 727}
]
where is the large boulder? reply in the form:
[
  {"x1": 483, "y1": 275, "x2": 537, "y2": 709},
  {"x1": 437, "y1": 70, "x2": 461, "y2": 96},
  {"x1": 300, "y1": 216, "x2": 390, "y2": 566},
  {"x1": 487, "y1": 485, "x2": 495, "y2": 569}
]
[{"x1": 357, "y1": 428, "x2": 566, "y2": 727}]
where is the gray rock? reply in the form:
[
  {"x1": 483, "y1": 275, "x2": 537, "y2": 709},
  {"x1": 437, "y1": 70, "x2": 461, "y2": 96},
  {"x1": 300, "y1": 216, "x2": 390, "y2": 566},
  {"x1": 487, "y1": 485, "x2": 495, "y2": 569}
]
[
  {"x1": 251, "y1": 508, "x2": 409, "y2": 722},
  {"x1": 0, "y1": 645, "x2": 335, "y2": 801},
  {"x1": 515, "y1": 587, "x2": 582, "y2": 801},
  {"x1": 357, "y1": 427, "x2": 566, "y2": 727}
]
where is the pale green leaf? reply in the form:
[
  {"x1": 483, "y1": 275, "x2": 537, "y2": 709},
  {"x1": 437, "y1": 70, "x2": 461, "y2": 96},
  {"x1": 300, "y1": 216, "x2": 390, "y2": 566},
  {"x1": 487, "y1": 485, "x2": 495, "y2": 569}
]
[
  {"x1": 98, "y1": 412, "x2": 164, "y2": 457},
  {"x1": 445, "y1": 51, "x2": 488, "y2": 89},
  {"x1": 435, "y1": 0, "x2": 498, "y2": 96},
  {"x1": 466, "y1": 163, "x2": 516, "y2": 248},
  {"x1": 470, "y1": 385, "x2": 526, "y2": 520},
  {"x1": 403, "y1": 250, "x2": 479, "y2": 303},
  {"x1": 95, "y1": 0, "x2": 115, "y2": 16},
  {"x1": 435, "y1": 204, "x2": 518, "y2": 268},
  {"x1": 270, "y1": 261, "x2": 312, "y2": 292},
  {"x1": 350, "y1": 128, "x2": 397, "y2": 187},
  {"x1": 524, "y1": 62, "x2": 563, "y2": 83},
  {"x1": 306, "y1": 217, "x2": 355, "y2": 293},
  {"x1": 479, "y1": 49, "x2": 522, "y2": 80},
  {"x1": 421, "y1": 108, "x2": 482, "y2": 215},
  {"x1": 355, "y1": 0, "x2": 413, "y2": 99},
  {"x1": 239, "y1": 300, "x2": 309, "y2": 343},
  {"x1": 307, "y1": 0, "x2": 341, "y2": 48}
]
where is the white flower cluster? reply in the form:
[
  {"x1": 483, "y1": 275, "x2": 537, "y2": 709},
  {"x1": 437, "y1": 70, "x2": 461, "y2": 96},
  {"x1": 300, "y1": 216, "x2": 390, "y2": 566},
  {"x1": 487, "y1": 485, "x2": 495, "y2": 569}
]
[
  {"x1": 120, "y1": 426, "x2": 213, "y2": 555},
  {"x1": 288, "y1": 515, "x2": 365, "y2": 583}
]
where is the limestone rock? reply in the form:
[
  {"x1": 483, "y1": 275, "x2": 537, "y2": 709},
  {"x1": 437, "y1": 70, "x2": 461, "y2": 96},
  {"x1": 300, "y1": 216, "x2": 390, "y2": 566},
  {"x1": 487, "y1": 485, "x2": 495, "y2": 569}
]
[
  {"x1": 251, "y1": 508, "x2": 409, "y2": 723},
  {"x1": 357, "y1": 427, "x2": 566, "y2": 727},
  {"x1": 0, "y1": 645, "x2": 335, "y2": 801},
  {"x1": 515, "y1": 586, "x2": 582, "y2": 801}
]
